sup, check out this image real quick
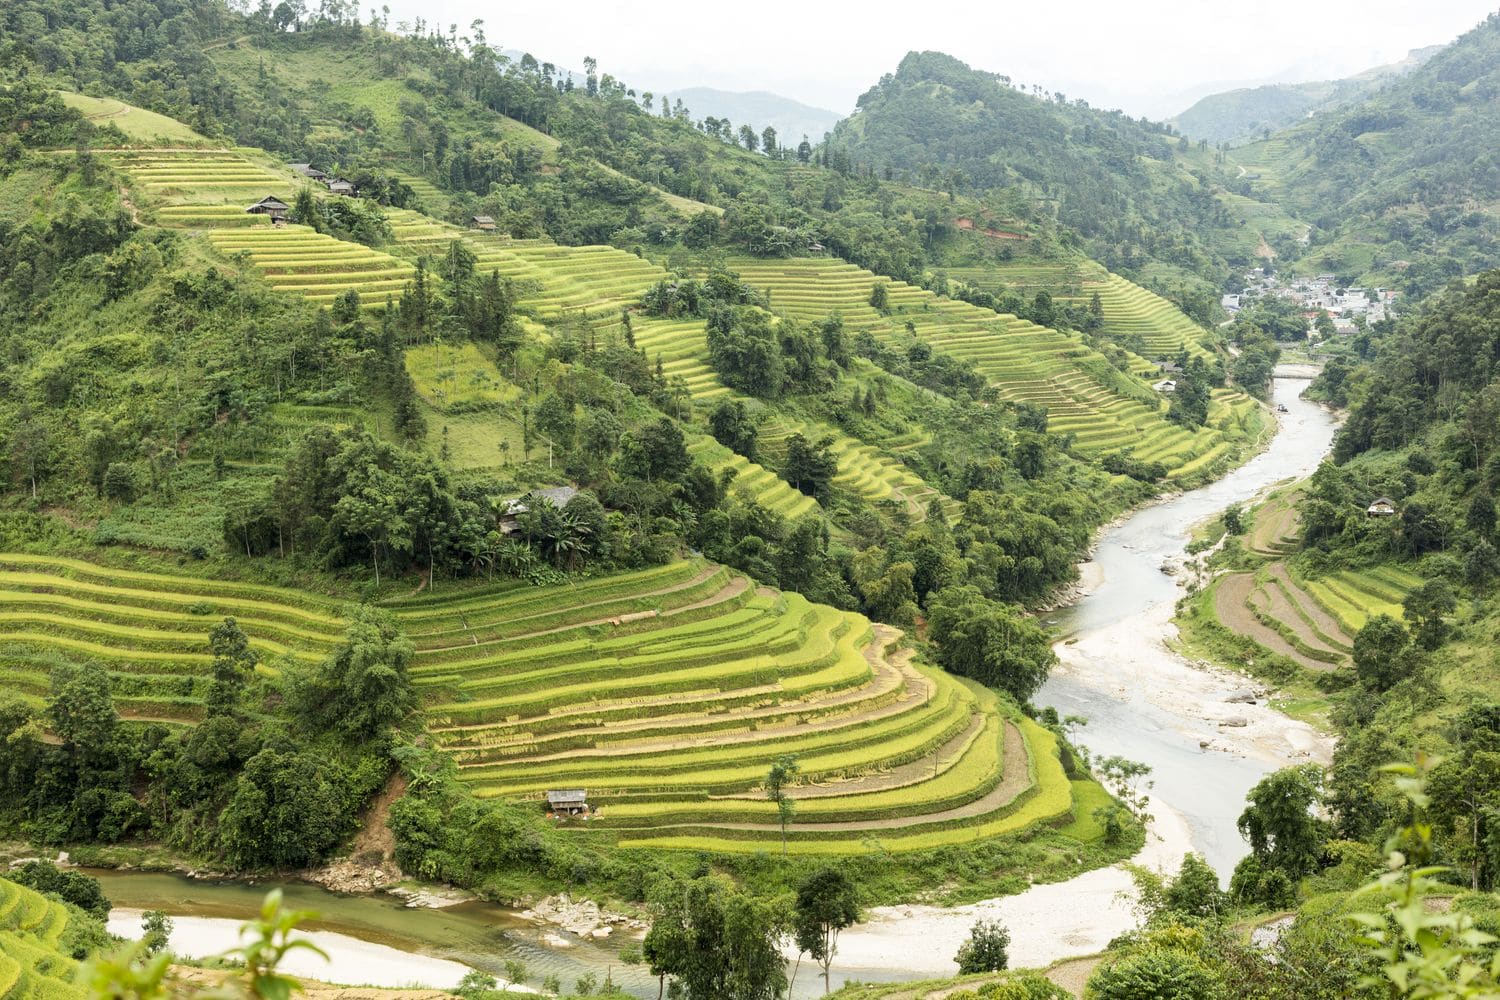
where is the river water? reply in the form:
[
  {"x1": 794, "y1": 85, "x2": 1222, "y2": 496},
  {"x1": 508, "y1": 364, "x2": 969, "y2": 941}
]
[{"x1": 93, "y1": 379, "x2": 1338, "y2": 995}]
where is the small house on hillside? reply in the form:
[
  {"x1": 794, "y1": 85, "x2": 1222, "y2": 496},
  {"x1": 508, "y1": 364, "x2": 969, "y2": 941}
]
[
  {"x1": 498, "y1": 485, "x2": 580, "y2": 535},
  {"x1": 1152, "y1": 378, "x2": 1178, "y2": 394},
  {"x1": 1367, "y1": 497, "x2": 1398, "y2": 518},
  {"x1": 290, "y1": 163, "x2": 329, "y2": 181},
  {"x1": 470, "y1": 214, "x2": 497, "y2": 231},
  {"x1": 325, "y1": 178, "x2": 356, "y2": 196},
  {"x1": 546, "y1": 789, "x2": 589, "y2": 817},
  {"x1": 246, "y1": 195, "x2": 290, "y2": 222},
  {"x1": 1156, "y1": 361, "x2": 1183, "y2": 375}
]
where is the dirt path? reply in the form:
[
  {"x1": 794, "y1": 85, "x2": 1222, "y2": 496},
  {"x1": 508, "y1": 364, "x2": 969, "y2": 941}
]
[
  {"x1": 1214, "y1": 573, "x2": 1333, "y2": 672},
  {"x1": 1045, "y1": 956, "x2": 1104, "y2": 998}
]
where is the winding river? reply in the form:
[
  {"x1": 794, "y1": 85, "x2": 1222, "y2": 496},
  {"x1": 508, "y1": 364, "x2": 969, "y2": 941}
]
[{"x1": 95, "y1": 378, "x2": 1339, "y2": 996}]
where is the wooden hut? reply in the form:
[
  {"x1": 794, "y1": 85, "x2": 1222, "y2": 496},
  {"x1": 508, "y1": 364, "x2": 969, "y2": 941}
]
[
  {"x1": 546, "y1": 789, "x2": 589, "y2": 817},
  {"x1": 1367, "y1": 497, "x2": 1397, "y2": 518},
  {"x1": 246, "y1": 196, "x2": 290, "y2": 222},
  {"x1": 290, "y1": 163, "x2": 329, "y2": 181},
  {"x1": 325, "y1": 178, "x2": 356, "y2": 196},
  {"x1": 470, "y1": 214, "x2": 497, "y2": 231}
]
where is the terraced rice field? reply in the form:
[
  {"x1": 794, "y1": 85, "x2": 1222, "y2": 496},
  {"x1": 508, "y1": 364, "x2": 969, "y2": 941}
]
[
  {"x1": 105, "y1": 149, "x2": 296, "y2": 224},
  {"x1": 387, "y1": 209, "x2": 664, "y2": 321},
  {"x1": 0, "y1": 554, "x2": 345, "y2": 723},
  {"x1": 631, "y1": 317, "x2": 953, "y2": 517},
  {"x1": 0, "y1": 877, "x2": 85, "y2": 1000},
  {"x1": 1300, "y1": 566, "x2": 1425, "y2": 634},
  {"x1": 206, "y1": 226, "x2": 423, "y2": 306},
  {"x1": 686, "y1": 434, "x2": 821, "y2": 520},
  {"x1": 724, "y1": 258, "x2": 1256, "y2": 479},
  {"x1": 1057, "y1": 273, "x2": 1216, "y2": 361},
  {"x1": 397, "y1": 559, "x2": 1083, "y2": 854}
]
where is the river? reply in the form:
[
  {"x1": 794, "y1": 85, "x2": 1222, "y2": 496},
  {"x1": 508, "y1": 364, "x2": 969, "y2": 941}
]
[{"x1": 94, "y1": 379, "x2": 1338, "y2": 996}]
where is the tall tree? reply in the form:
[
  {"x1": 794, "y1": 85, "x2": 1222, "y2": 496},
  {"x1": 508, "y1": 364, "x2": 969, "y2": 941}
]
[{"x1": 792, "y1": 867, "x2": 859, "y2": 988}]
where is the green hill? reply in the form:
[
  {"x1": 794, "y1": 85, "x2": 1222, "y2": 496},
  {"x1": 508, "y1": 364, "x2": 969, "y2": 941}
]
[
  {"x1": 1167, "y1": 46, "x2": 1442, "y2": 146},
  {"x1": 828, "y1": 51, "x2": 1299, "y2": 296},
  {"x1": 1231, "y1": 13, "x2": 1500, "y2": 291}
]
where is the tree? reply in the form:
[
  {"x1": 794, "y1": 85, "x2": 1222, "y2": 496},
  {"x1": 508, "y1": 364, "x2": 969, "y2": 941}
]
[
  {"x1": 642, "y1": 876, "x2": 788, "y2": 1000},
  {"x1": 218, "y1": 748, "x2": 355, "y2": 868},
  {"x1": 766, "y1": 754, "x2": 799, "y2": 853},
  {"x1": 141, "y1": 910, "x2": 173, "y2": 956},
  {"x1": 926, "y1": 586, "x2": 1057, "y2": 703},
  {"x1": 620, "y1": 418, "x2": 690, "y2": 482},
  {"x1": 708, "y1": 400, "x2": 757, "y2": 461},
  {"x1": 738, "y1": 124, "x2": 758, "y2": 152},
  {"x1": 1466, "y1": 539, "x2": 1500, "y2": 590},
  {"x1": 784, "y1": 434, "x2": 837, "y2": 500},
  {"x1": 760, "y1": 126, "x2": 777, "y2": 157},
  {"x1": 288, "y1": 605, "x2": 415, "y2": 740},
  {"x1": 1221, "y1": 505, "x2": 1245, "y2": 535},
  {"x1": 48, "y1": 661, "x2": 118, "y2": 772},
  {"x1": 207, "y1": 617, "x2": 256, "y2": 717},
  {"x1": 1162, "y1": 854, "x2": 1226, "y2": 919},
  {"x1": 1095, "y1": 756, "x2": 1154, "y2": 825},
  {"x1": 1352, "y1": 614, "x2": 1411, "y2": 691},
  {"x1": 954, "y1": 918, "x2": 1010, "y2": 973},
  {"x1": 1236, "y1": 763, "x2": 1326, "y2": 880},
  {"x1": 792, "y1": 867, "x2": 859, "y2": 987},
  {"x1": 1404, "y1": 579, "x2": 1457, "y2": 650},
  {"x1": 869, "y1": 281, "x2": 889, "y2": 311}
]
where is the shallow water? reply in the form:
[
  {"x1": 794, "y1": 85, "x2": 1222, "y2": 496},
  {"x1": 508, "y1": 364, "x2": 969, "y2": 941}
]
[
  {"x1": 92, "y1": 870, "x2": 657, "y2": 997},
  {"x1": 1042, "y1": 377, "x2": 1338, "y2": 876}
]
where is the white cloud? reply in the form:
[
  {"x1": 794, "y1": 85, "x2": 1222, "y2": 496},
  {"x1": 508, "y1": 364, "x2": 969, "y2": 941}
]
[{"x1": 381, "y1": 0, "x2": 1495, "y2": 118}]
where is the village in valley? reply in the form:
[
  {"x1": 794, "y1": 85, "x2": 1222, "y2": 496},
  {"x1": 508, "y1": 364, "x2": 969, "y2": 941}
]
[{"x1": 1221, "y1": 269, "x2": 1399, "y2": 337}]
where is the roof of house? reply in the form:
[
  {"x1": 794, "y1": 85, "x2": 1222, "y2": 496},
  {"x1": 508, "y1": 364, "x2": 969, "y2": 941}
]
[
  {"x1": 1369, "y1": 496, "x2": 1396, "y2": 507},
  {"x1": 501, "y1": 485, "x2": 580, "y2": 517},
  {"x1": 326, "y1": 178, "x2": 355, "y2": 191},
  {"x1": 247, "y1": 196, "x2": 291, "y2": 212},
  {"x1": 546, "y1": 789, "x2": 588, "y2": 804},
  {"x1": 471, "y1": 214, "x2": 496, "y2": 225}
]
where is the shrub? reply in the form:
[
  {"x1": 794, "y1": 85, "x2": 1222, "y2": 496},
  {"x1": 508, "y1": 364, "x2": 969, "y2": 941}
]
[
  {"x1": 955, "y1": 918, "x2": 1010, "y2": 974},
  {"x1": 1087, "y1": 947, "x2": 1221, "y2": 1000}
]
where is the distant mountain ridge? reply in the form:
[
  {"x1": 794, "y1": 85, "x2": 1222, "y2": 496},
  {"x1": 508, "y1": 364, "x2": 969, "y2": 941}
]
[
  {"x1": 1170, "y1": 46, "x2": 1443, "y2": 146},
  {"x1": 663, "y1": 87, "x2": 843, "y2": 146}
]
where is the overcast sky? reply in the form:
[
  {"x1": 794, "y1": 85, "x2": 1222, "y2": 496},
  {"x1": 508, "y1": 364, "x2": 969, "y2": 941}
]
[{"x1": 380, "y1": 1, "x2": 1496, "y2": 119}]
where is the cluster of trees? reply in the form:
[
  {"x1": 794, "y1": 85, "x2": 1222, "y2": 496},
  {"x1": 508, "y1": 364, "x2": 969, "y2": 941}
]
[{"x1": 0, "y1": 608, "x2": 411, "y2": 868}]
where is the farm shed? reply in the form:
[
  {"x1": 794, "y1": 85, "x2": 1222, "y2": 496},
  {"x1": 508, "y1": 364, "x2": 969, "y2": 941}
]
[
  {"x1": 245, "y1": 195, "x2": 290, "y2": 221},
  {"x1": 290, "y1": 163, "x2": 329, "y2": 181},
  {"x1": 1367, "y1": 497, "x2": 1398, "y2": 518},
  {"x1": 470, "y1": 214, "x2": 497, "y2": 230},
  {"x1": 325, "y1": 178, "x2": 356, "y2": 196},
  {"x1": 546, "y1": 789, "x2": 589, "y2": 816},
  {"x1": 1152, "y1": 378, "x2": 1178, "y2": 394},
  {"x1": 498, "y1": 485, "x2": 580, "y2": 535}
]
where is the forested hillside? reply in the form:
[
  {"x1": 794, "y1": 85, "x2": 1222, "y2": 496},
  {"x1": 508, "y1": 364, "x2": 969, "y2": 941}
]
[
  {"x1": 1232, "y1": 14, "x2": 1500, "y2": 293},
  {"x1": 828, "y1": 51, "x2": 1303, "y2": 302},
  {"x1": 1168, "y1": 46, "x2": 1441, "y2": 146}
]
